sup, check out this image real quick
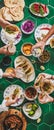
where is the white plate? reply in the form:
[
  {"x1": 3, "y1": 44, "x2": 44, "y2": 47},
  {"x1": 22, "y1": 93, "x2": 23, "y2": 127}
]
[
  {"x1": 23, "y1": 102, "x2": 42, "y2": 120},
  {"x1": 1, "y1": 29, "x2": 22, "y2": 45},
  {"x1": 3, "y1": 84, "x2": 24, "y2": 106},
  {"x1": 14, "y1": 55, "x2": 35, "y2": 83},
  {"x1": 29, "y1": 2, "x2": 49, "y2": 17},
  {"x1": 34, "y1": 24, "x2": 53, "y2": 45},
  {"x1": 34, "y1": 73, "x2": 54, "y2": 94}
]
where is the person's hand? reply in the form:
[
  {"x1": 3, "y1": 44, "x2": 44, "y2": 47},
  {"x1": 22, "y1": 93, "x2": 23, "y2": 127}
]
[
  {"x1": 5, "y1": 95, "x2": 18, "y2": 107},
  {"x1": 0, "y1": 18, "x2": 18, "y2": 30},
  {"x1": 3, "y1": 72, "x2": 15, "y2": 78},
  {"x1": 32, "y1": 41, "x2": 46, "y2": 53},
  {"x1": 38, "y1": 92, "x2": 54, "y2": 104},
  {"x1": 15, "y1": 67, "x2": 25, "y2": 79},
  {"x1": 47, "y1": 75, "x2": 54, "y2": 80},
  {"x1": 3, "y1": 67, "x2": 25, "y2": 79},
  {"x1": 0, "y1": 44, "x2": 14, "y2": 55}
]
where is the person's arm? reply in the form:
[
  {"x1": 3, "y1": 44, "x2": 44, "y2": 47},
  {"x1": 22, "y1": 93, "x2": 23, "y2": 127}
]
[
  {"x1": 0, "y1": 68, "x2": 15, "y2": 79},
  {"x1": 5, "y1": 96, "x2": 18, "y2": 107},
  {"x1": 3, "y1": 72, "x2": 15, "y2": 78},
  {"x1": 0, "y1": 44, "x2": 16, "y2": 55},
  {"x1": 0, "y1": 67, "x2": 24, "y2": 79},
  {"x1": 42, "y1": 25, "x2": 54, "y2": 44},
  {"x1": 0, "y1": 45, "x2": 9, "y2": 55},
  {"x1": 0, "y1": 17, "x2": 19, "y2": 30},
  {"x1": 32, "y1": 25, "x2": 54, "y2": 52},
  {"x1": 0, "y1": 18, "x2": 11, "y2": 29},
  {"x1": 0, "y1": 96, "x2": 18, "y2": 113}
]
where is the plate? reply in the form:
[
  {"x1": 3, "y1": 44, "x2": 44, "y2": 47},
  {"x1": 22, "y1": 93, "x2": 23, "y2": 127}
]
[
  {"x1": 34, "y1": 24, "x2": 53, "y2": 45},
  {"x1": 34, "y1": 73, "x2": 54, "y2": 94},
  {"x1": 3, "y1": 84, "x2": 24, "y2": 106},
  {"x1": 14, "y1": 55, "x2": 35, "y2": 83},
  {"x1": 1, "y1": 28, "x2": 22, "y2": 45},
  {"x1": 29, "y1": 2, "x2": 49, "y2": 17},
  {"x1": 23, "y1": 102, "x2": 42, "y2": 120}
]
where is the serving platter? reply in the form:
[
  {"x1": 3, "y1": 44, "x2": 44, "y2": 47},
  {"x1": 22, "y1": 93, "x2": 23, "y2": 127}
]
[
  {"x1": 23, "y1": 102, "x2": 42, "y2": 120},
  {"x1": 0, "y1": 109, "x2": 27, "y2": 130},
  {"x1": 34, "y1": 73, "x2": 54, "y2": 94},
  {"x1": 14, "y1": 55, "x2": 35, "y2": 83},
  {"x1": 3, "y1": 84, "x2": 24, "y2": 106},
  {"x1": 34, "y1": 24, "x2": 53, "y2": 45},
  {"x1": 29, "y1": 2, "x2": 49, "y2": 17}
]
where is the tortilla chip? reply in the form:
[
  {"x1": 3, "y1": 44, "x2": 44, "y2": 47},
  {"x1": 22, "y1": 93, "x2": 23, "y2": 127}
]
[
  {"x1": 10, "y1": 5, "x2": 22, "y2": 17},
  {"x1": 0, "y1": 8, "x2": 5, "y2": 19},
  {"x1": 0, "y1": 9, "x2": 3, "y2": 18},
  {"x1": 12, "y1": 11, "x2": 24, "y2": 21},
  {"x1": 18, "y1": 0, "x2": 25, "y2": 8},
  {"x1": 4, "y1": 0, "x2": 18, "y2": 8},
  {"x1": 3, "y1": 7, "x2": 13, "y2": 21}
]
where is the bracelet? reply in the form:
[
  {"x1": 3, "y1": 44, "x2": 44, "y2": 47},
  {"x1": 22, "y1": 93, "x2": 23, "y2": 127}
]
[{"x1": 0, "y1": 69, "x2": 3, "y2": 79}]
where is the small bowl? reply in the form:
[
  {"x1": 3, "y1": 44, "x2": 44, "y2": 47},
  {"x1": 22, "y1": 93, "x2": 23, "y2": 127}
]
[
  {"x1": 50, "y1": 38, "x2": 54, "y2": 48},
  {"x1": 24, "y1": 86, "x2": 37, "y2": 101},
  {"x1": 2, "y1": 56, "x2": 11, "y2": 67},
  {"x1": 21, "y1": 20, "x2": 35, "y2": 34},
  {"x1": 21, "y1": 42, "x2": 33, "y2": 56},
  {"x1": 32, "y1": 48, "x2": 42, "y2": 57},
  {"x1": 38, "y1": 50, "x2": 50, "y2": 63}
]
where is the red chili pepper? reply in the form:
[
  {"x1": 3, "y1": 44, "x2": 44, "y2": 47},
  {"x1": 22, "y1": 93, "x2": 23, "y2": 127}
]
[
  {"x1": 40, "y1": 27, "x2": 50, "y2": 30},
  {"x1": 34, "y1": 3, "x2": 39, "y2": 7},
  {"x1": 41, "y1": 4, "x2": 47, "y2": 13},
  {"x1": 45, "y1": 5, "x2": 47, "y2": 13},
  {"x1": 34, "y1": 4, "x2": 40, "y2": 13}
]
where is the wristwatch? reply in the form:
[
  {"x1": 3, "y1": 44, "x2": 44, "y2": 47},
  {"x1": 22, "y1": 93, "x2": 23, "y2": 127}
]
[{"x1": 0, "y1": 69, "x2": 3, "y2": 79}]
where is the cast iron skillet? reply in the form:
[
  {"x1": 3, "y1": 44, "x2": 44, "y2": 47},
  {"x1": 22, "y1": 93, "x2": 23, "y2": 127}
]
[{"x1": 3, "y1": 114, "x2": 23, "y2": 130}]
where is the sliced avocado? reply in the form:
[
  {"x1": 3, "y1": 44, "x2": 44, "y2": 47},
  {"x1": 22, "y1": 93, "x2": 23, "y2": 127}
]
[
  {"x1": 28, "y1": 110, "x2": 35, "y2": 116},
  {"x1": 32, "y1": 104, "x2": 38, "y2": 111}
]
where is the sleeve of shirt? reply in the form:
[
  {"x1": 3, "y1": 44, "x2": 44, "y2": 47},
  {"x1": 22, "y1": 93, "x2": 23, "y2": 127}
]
[
  {"x1": 0, "y1": 99, "x2": 8, "y2": 113},
  {"x1": 0, "y1": 69, "x2": 3, "y2": 79}
]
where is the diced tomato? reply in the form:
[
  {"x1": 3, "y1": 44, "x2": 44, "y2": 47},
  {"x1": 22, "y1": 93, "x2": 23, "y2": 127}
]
[{"x1": 45, "y1": 5, "x2": 47, "y2": 13}]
